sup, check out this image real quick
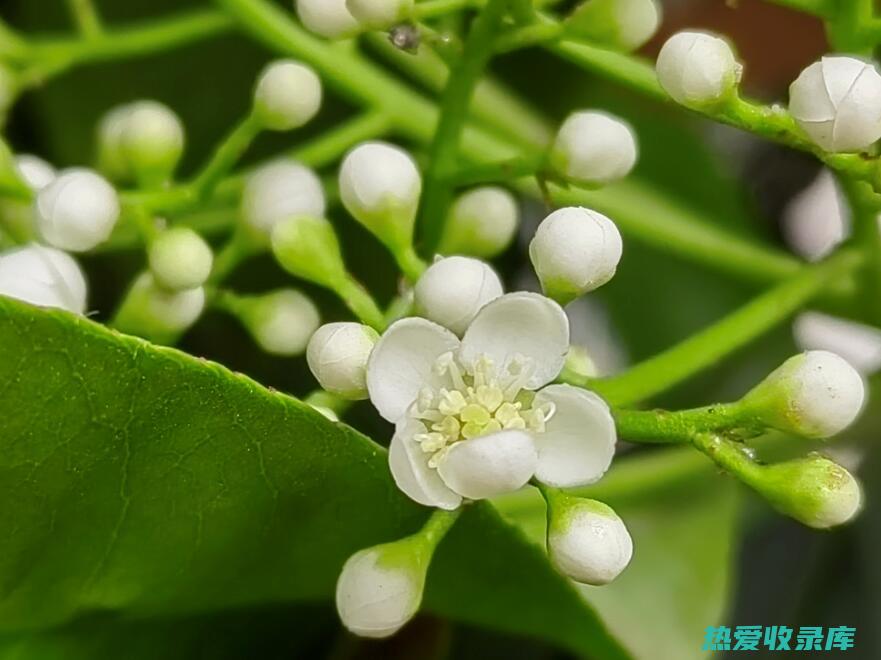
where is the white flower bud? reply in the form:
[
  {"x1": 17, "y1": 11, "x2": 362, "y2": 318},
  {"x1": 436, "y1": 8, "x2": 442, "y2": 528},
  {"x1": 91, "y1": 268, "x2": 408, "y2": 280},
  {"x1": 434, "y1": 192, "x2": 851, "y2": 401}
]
[
  {"x1": 439, "y1": 187, "x2": 519, "y2": 258},
  {"x1": 789, "y1": 56, "x2": 881, "y2": 152},
  {"x1": 414, "y1": 256, "x2": 503, "y2": 335},
  {"x1": 0, "y1": 155, "x2": 56, "y2": 240},
  {"x1": 236, "y1": 288, "x2": 321, "y2": 356},
  {"x1": 550, "y1": 111, "x2": 638, "y2": 186},
  {"x1": 114, "y1": 273, "x2": 205, "y2": 342},
  {"x1": 0, "y1": 244, "x2": 87, "y2": 314},
  {"x1": 96, "y1": 104, "x2": 134, "y2": 182},
  {"x1": 120, "y1": 100, "x2": 185, "y2": 186},
  {"x1": 567, "y1": 0, "x2": 661, "y2": 52},
  {"x1": 547, "y1": 495, "x2": 633, "y2": 586},
  {"x1": 35, "y1": 168, "x2": 120, "y2": 252},
  {"x1": 751, "y1": 455, "x2": 863, "y2": 529},
  {"x1": 148, "y1": 227, "x2": 214, "y2": 291},
  {"x1": 307, "y1": 322, "x2": 379, "y2": 399},
  {"x1": 271, "y1": 215, "x2": 346, "y2": 288},
  {"x1": 782, "y1": 169, "x2": 849, "y2": 262},
  {"x1": 296, "y1": 0, "x2": 359, "y2": 38},
  {"x1": 253, "y1": 60, "x2": 322, "y2": 131},
  {"x1": 529, "y1": 207, "x2": 623, "y2": 305},
  {"x1": 656, "y1": 31, "x2": 741, "y2": 107},
  {"x1": 345, "y1": 0, "x2": 413, "y2": 29},
  {"x1": 742, "y1": 350, "x2": 865, "y2": 438},
  {"x1": 15, "y1": 154, "x2": 56, "y2": 191},
  {"x1": 241, "y1": 160, "x2": 326, "y2": 236},
  {"x1": 336, "y1": 536, "x2": 427, "y2": 638},
  {"x1": 794, "y1": 311, "x2": 881, "y2": 376},
  {"x1": 339, "y1": 141, "x2": 421, "y2": 251}
]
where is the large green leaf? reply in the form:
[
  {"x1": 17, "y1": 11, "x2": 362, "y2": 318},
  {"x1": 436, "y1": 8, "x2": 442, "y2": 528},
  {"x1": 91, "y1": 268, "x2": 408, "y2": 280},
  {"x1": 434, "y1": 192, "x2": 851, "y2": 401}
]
[
  {"x1": 495, "y1": 448, "x2": 741, "y2": 660},
  {"x1": 0, "y1": 296, "x2": 629, "y2": 659}
]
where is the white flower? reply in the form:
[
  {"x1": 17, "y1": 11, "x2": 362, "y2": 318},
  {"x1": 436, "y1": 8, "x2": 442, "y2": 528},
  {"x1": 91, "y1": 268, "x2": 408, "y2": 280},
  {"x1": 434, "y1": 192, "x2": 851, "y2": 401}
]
[
  {"x1": 35, "y1": 168, "x2": 120, "y2": 252},
  {"x1": 0, "y1": 244, "x2": 87, "y2": 314},
  {"x1": 789, "y1": 56, "x2": 881, "y2": 152},
  {"x1": 242, "y1": 289, "x2": 321, "y2": 356},
  {"x1": 529, "y1": 207, "x2": 623, "y2": 305},
  {"x1": 119, "y1": 100, "x2": 185, "y2": 183},
  {"x1": 547, "y1": 497, "x2": 633, "y2": 585},
  {"x1": 148, "y1": 227, "x2": 214, "y2": 291},
  {"x1": 241, "y1": 160, "x2": 326, "y2": 235},
  {"x1": 742, "y1": 350, "x2": 865, "y2": 439},
  {"x1": 296, "y1": 0, "x2": 360, "y2": 38},
  {"x1": 550, "y1": 111, "x2": 638, "y2": 186},
  {"x1": 335, "y1": 539, "x2": 426, "y2": 638},
  {"x1": 655, "y1": 31, "x2": 741, "y2": 107},
  {"x1": 439, "y1": 186, "x2": 519, "y2": 258},
  {"x1": 307, "y1": 322, "x2": 380, "y2": 399},
  {"x1": 339, "y1": 141, "x2": 421, "y2": 250},
  {"x1": 253, "y1": 60, "x2": 323, "y2": 131},
  {"x1": 368, "y1": 292, "x2": 617, "y2": 509},
  {"x1": 414, "y1": 256, "x2": 503, "y2": 335},
  {"x1": 794, "y1": 311, "x2": 881, "y2": 375},
  {"x1": 346, "y1": 0, "x2": 413, "y2": 29},
  {"x1": 568, "y1": 0, "x2": 661, "y2": 52}
]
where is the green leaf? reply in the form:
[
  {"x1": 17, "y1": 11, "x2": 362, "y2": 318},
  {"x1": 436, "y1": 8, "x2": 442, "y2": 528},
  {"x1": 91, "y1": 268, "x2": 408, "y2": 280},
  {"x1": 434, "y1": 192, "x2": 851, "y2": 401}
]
[
  {"x1": 495, "y1": 448, "x2": 741, "y2": 660},
  {"x1": 0, "y1": 296, "x2": 629, "y2": 660}
]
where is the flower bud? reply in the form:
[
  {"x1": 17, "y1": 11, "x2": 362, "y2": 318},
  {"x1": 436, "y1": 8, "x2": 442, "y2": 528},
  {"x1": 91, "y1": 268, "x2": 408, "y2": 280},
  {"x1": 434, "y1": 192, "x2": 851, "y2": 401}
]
[
  {"x1": 336, "y1": 535, "x2": 428, "y2": 638},
  {"x1": 0, "y1": 155, "x2": 56, "y2": 241},
  {"x1": 550, "y1": 111, "x2": 638, "y2": 186},
  {"x1": 148, "y1": 227, "x2": 214, "y2": 291},
  {"x1": 0, "y1": 244, "x2": 87, "y2": 314},
  {"x1": 529, "y1": 207, "x2": 623, "y2": 305},
  {"x1": 794, "y1": 311, "x2": 881, "y2": 376},
  {"x1": 253, "y1": 60, "x2": 322, "y2": 131},
  {"x1": 567, "y1": 0, "x2": 661, "y2": 52},
  {"x1": 345, "y1": 0, "x2": 413, "y2": 29},
  {"x1": 741, "y1": 350, "x2": 865, "y2": 438},
  {"x1": 271, "y1": 215, "x2": 346, "y2": 288},
  {"x1": 35, "y1": 168, "x2": 120, "y2": 252},
  {"x1": 114, "y1": 273, "x2": 205, "y2": 343},
  {"x1": 749, "y1": 455, "x2": 862, "y2": 529},
  {"x1": 546, "y1": 493, "x2": 633, "y2": 586},
  {"x1": 564, "y1": 345, "x2": 600, "y2": 379},
  {"x1": 439, "y1": 187, "x2": 519, "y2": 258},
  {"x1": 232, "y1": 288, "x2": 321, "y2": 356},
  {"x1": 414, "y1": 256, "x2": 503, "y2": 335},
  {"x1": 789, "y1": 56, "x2": 881, "y2": 152},
  {"x1": 656, "y1": 31, "x2": 741, "y2": 108},
  {"x1": 296, "y1": 0, "x2": 360, "y2": 39},
  {"x1": 339, "y1": 141, "x2": 421, "y2": 252},
  {"x1": 241, "y1": 160, "x2": 326, "y2": 236},
  {"x1": 96, "y1": 104, "x2": 134, "y2": 182},
  {"x1": 120, "y1": 100, "x2": 185, "y2": 186},
  {"x1": 16, "y1": 154, "x2": 56, "y2": 191},
  {"x1": 307, "y1": 322, "x2": 379, "y2": 399}
]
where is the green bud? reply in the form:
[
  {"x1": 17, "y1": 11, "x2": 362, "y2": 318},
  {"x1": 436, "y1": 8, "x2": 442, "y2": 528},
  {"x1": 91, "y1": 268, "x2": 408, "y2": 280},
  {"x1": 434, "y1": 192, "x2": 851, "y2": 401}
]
[
  {"x1": 439, "y1": 187, "x2": 519, "y2": 258},
  {"x1": 748, "y1": 454, "x2": 862, "y2": 529},
  {"x1": 148, "y1": 227, "x2": 213, "y2": 292},
  {"x1": 225, "y1": 288, "x2": 321, "y2": 356},
  {"x1": 113, "y1": 273, "x2": 205, "y2": 344},
  {"x1": 567, "y1": 0, "x2": 661, "y2": 52},
  {"x1": 96, "y1": 104, "x2": 134, "y2": 183},
  {"x1": 120, "y1": 101, "x2": 185, "y2": 188},
  {"x1": 270, "y1": 215, "x2": 346, "y2": 288}
]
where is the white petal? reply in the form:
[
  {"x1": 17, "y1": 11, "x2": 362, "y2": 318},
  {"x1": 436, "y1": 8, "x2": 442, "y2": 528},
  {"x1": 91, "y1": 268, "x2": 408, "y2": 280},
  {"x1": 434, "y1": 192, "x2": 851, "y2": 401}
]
[
  {"x1": 532, "y1": 384, "x2": 616, "y2": 488},
  {"x1": 367, "y1": 317, "x2": 460, "y2": 422},
  {"x1": 436, "y1": 430, "x2": 538, "y2": 500},
  {"x1": 389, "y1": 419, "x2": 462, "y2": 510},
  {"x1": 460, "y1": 292, "x2": 569, "y2": 389}
]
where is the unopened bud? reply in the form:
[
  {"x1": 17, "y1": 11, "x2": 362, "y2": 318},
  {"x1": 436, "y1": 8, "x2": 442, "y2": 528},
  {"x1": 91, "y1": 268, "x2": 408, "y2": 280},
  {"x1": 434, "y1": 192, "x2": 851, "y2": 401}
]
[
  {"x1": 114, "y1": 273, "x2": 205, "y2": 343},
  {"x1": 440, "y1": 187, "x2": 520, "y2": 258},
  {"x1": 271, "y1": 215, "x2": 346, "y2": 288},
  {"x1": 567, "y1": 0, "x2": 661, "y2": 52},
  {"x1": 231, "y1": 288, "x2": 321, "y2": 356},
  {"x1": 0, "y1": 243, "x2": 87, "y2": 314},
  {"x1": 296, "y1": 0, "x2": 360, "y2": 39},
  {"x1": 414, "y1": 256, "x2": 503, "y2": 335},
  {"x1": 120, "y1": 100, "x2": 185, "y2": 187},
  {"x1": 656, "y1": 31, "x2": 741, "y2": 108},
  {"x1": 35, "y1": 168, "x2": 120, "y2": 252},
  {"x1": 307, "y1": 322, "x2": 379, "y2": 399},
  {"x1": 241, "y1": 160, "x2": 326, "y2": 236},
  {"x1": 550, "y1": 110, "x2": 638, "y2": 186},
  {"x1": 345, "y1": 0, "x2": 414, "y2": 29},
  {"x1": 148, "y1": 227, "x2": 214, "y2": 291},
  {"x1": 253, "y1": 60, "x2": 323, "y2": 131}
]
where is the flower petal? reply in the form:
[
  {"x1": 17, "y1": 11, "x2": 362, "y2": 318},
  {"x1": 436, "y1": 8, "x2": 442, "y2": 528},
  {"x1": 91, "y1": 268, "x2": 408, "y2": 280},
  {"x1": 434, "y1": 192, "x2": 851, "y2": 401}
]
[
  {"x1": 532, "y1": 384, "x2": 616, "y2": 488},
  {"x1": 389, "y1": 419, "x2": 462, "y2": 510},
  {"x1": 460, "y1": 292, "x2": 569, "y2": 389},
  {"x1": 367, "y1": 317, "x2": 460, "y2": 422},
  {"x1": 436, "y1": 430, "x2": 538, "y2": 500}
]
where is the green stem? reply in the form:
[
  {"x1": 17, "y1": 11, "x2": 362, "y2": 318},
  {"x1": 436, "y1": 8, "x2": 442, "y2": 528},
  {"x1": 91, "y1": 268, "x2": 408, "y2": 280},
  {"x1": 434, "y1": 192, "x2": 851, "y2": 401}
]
[
  {"x1": 613, "y1": 404, "x2": 754, "y2": 445},
  {"x1": 192, "y1": 113, "x2": 262, "y2": 201},
  {"x1": 210, "y1": 226, "x2": 259, "y2": 284},
  {"x1": 841, "y1": 178, "x2": 881, "y2": 325},
  {"x1": 420, "y1": 0, "x2": 509, "y2": 252},
  {"x1": 574, "y1": 249, "x2": 862, "y2": 406},
  {"x1": 64, "y1": 0, "x2": 104, "y2": 38},
  {"x1": 415, "y1": 0, "x2": 478, "y2": 19},
  {"x1": 764, "y1": 0, "x2": 832, "y2": 18},
  {"x1": 392, "y1": 244, "x2": 428, "y2": 282},
  {"x1": 449, "y1": 154, "x2": 546, "y2": 186},
  {"x1": 419, "y1": 508, "x2": 462, "y2": 546},
  {"x1": 495, "y1": 20, "x2": 564, "y2": 53},
  {"x1": 333, "y1": 276, "x2": 387, "y2": 331},
  {"x1": 292, "y1": 111, "x2": 390, "y2": 168}
]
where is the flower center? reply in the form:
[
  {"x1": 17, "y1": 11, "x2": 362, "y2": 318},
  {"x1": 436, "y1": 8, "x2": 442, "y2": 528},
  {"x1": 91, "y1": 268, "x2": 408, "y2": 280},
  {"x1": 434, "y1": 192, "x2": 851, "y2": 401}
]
[{"x1": 409, "y1": 352, "x2": 555, "y2": 467}]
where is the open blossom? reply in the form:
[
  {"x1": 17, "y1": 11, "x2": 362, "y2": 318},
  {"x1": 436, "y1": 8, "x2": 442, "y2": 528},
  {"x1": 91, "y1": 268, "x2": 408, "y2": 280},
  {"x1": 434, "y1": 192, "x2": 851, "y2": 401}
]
[{"x1": 367, "y1": 292, "x2": 618, "y2": 509}]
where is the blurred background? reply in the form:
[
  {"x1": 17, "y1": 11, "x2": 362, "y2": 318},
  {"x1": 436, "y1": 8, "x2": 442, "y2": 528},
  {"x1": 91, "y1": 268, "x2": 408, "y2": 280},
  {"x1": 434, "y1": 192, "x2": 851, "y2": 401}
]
[{"x1": 1, "y1": 0, "x2": 878, "y2": 658}]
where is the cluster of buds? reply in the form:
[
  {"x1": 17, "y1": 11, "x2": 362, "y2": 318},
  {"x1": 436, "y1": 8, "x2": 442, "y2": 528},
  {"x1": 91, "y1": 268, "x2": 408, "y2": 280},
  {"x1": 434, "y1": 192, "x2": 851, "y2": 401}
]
[{"x1": 296, "y1": 0, "x2": 413, "y2": 38}]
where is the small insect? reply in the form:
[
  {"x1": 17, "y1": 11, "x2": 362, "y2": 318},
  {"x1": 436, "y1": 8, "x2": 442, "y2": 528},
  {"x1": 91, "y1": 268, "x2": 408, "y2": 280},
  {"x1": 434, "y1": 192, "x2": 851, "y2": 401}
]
[{"x1": 388, "y1": 23, "x2": 421, "y2": 54}]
